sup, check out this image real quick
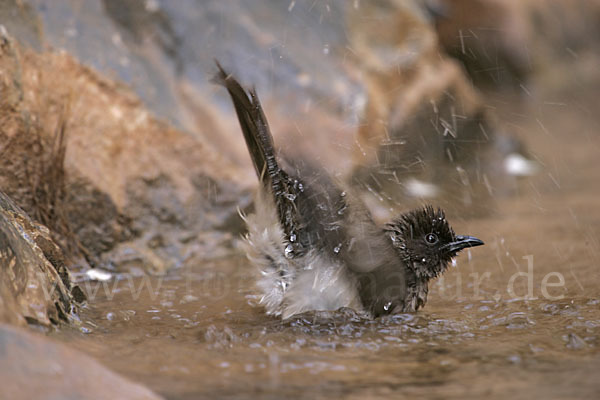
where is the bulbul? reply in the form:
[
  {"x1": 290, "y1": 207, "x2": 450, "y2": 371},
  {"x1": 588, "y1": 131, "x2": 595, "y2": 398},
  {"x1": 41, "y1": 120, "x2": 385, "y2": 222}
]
[{"x1": 213, "y1": 64, "x2": 484, "y2": 319}]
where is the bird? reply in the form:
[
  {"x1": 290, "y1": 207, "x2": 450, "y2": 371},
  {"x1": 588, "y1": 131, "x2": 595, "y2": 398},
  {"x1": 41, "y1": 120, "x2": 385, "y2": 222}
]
[{"x1": 212, "y1": 63, "x2": 484, "y2": 319}]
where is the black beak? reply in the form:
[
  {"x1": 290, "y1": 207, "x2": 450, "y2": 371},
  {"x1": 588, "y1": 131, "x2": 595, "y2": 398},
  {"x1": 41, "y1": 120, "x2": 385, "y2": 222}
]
[{"x1": 443, "y1": 235, "x2": 485, "y2": 254}]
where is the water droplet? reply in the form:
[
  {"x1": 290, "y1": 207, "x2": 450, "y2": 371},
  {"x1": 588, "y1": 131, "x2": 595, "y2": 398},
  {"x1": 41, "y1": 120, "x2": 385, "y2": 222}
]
[
  {"x1": 86, "y1": 268, "x2": 112, "y2": 281},
  {"x1": 333, "y1": 243, "x2": 342, "y2": 254},
  {"x1": 284, "y1": 244, "x2": 294, "y2": 258},
  {"x1": 180, "y1": 294, "x2": 199, "y2": 304},
  {"x1": 421, "y1": 257, "x2": 427, "y2": 263}
]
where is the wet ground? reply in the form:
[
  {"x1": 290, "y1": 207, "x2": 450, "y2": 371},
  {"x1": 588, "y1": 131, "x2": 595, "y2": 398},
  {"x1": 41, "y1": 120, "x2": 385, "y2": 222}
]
[{"x1": 52, "y1": 93, "x2": 600, "y2": 399}]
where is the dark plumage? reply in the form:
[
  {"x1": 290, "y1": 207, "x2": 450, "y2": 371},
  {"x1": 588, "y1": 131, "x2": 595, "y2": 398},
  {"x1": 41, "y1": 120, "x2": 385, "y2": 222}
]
[{"x1": 213, "y1": 64, "x2": 484, "y2": 318}]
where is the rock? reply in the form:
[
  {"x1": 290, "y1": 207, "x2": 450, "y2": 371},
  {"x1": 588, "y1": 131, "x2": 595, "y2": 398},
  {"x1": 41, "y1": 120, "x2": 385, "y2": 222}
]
[
  {"x1": 432, "y1": 0, "x2": 532, "y2": 88},
  {"x1": 0, "y1": 0, "x2": 42, "y2": 50},
  {"x1": 0, "y1": 26, "x2": 247, "y2": 272},
  {"x1": 0, "y1": 323, "x2": 163, "y2": 399},
  {"x1": 432, "y1": 0, "x2": 600, "y2": 90},
  {"x1": 0, "y1": 191, "x2": 81, "y2": 327},
  {"x1": 345, "y1": 1, "x2": 520, "y2": 218}
]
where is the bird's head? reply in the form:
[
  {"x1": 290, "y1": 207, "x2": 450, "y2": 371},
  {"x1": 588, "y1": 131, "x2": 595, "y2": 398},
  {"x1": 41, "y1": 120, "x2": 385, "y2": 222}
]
[{"x1": 385, "y1": 206, "x2": 484, "y2": 280}]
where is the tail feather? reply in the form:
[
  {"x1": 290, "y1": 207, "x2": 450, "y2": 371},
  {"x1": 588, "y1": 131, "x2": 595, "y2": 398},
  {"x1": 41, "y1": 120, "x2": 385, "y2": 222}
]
[
  {"x1": 213, "y1": 62, "x2": 306, "y2": 256},
  {"x1": 212, "y1": 62, "x2": 280, "y2": 188}
]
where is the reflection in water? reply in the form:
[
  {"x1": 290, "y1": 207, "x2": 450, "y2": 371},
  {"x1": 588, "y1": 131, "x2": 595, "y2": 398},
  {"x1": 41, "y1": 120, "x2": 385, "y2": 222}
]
[{"x1": 52, "y1": 95, "x2": 600, "y2": 399}]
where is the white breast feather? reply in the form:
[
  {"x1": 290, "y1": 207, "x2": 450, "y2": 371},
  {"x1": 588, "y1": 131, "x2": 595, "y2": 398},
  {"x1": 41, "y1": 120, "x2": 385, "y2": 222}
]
[{"x1": 241, "y1": 190, "x2": 362, "y2": 318}]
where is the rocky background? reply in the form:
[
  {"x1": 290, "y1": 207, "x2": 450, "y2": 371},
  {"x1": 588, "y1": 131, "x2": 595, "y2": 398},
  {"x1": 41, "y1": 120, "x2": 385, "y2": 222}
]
[{"x1": 0, "y1": 0, "x2": 598, "y2": 398}]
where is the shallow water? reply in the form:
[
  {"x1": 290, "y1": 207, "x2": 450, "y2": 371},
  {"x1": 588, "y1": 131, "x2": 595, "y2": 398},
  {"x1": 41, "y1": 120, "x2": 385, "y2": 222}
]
[{"x1": 52, "y1": 94, "x2": 600, "y2": 399}]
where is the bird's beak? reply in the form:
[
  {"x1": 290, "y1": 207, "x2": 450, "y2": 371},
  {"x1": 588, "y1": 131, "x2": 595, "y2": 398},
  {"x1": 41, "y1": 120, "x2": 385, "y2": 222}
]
[{"x1": 443, "y1": 235, "x2": 485, "y2": 253}]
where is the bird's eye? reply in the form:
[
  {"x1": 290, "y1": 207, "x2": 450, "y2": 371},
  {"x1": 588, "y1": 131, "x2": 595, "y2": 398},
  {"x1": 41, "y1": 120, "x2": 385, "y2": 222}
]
[{"x1": 425, "y1": 233, "x2": 438, "y2": 245}]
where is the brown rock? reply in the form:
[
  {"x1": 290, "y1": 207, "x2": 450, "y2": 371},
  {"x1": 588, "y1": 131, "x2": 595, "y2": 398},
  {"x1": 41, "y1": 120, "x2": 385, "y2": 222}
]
[
  {"x1": 0, "y1": 27, "x2": 247, "y2": 272},
  {"x1": 346, "y1": 1, "x2": 516, "y2": 218},
  {"x1": 433, "y1": 0, "x2": 600, "y2": 89},
  {"x1": 0, "y1": 323, "x2": 163, "y2": 399}
]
